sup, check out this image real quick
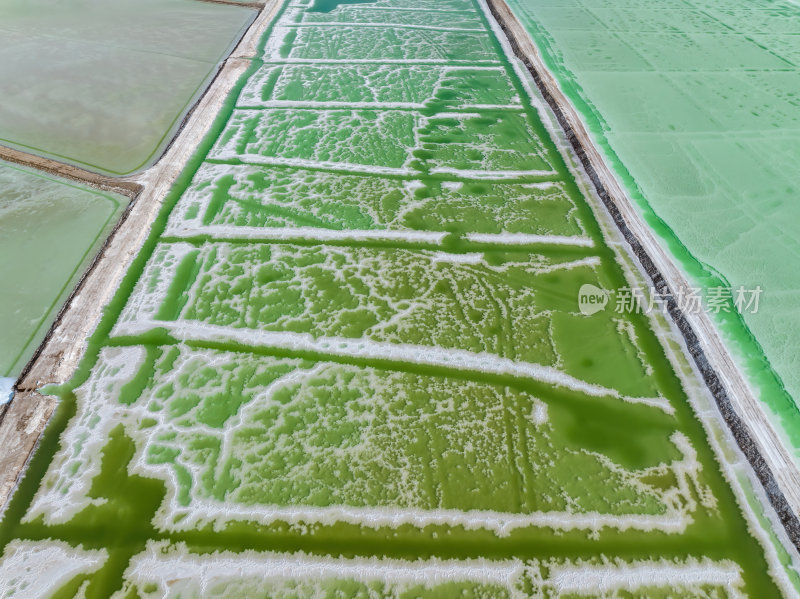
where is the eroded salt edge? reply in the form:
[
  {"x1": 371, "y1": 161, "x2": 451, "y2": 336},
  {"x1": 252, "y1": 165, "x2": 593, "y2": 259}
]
[
  {"x1": 114, "y1": 319, "x2": 672, "y2": 413},
  {"x1": 117, "y1": 540, "x2": 746, "y2": 599},
  {"x1": 0, "y1": 540, "x2": 106, "y2": 598},
  {"x1": 166, "y1": 224, "x2": 594, "y2": 248},
  {"x1": 26, "y1": 346, "x2": 706, "y2": 534}
]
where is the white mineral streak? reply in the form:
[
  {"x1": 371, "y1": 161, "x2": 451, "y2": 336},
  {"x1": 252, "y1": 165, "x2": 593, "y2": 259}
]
[
  {"x1": 466, "y1": 232, "x2": 593, "y2": 247},
  {"x1": 115, "y1": 243, "x2": 195, "y2": 327},
  {"x1": 430, "y1": 252, "x2": 492, "y2": 265},
  {"x1": 117, "y1": 542, "x2": 745, "y2": 598},
  {"x1": 165, "y1": 224, "x2": 594, "y2": 248},
  {"x1": 24, "y1": 346, "x2": 147, "y2": 524},
  {"x1": 117, "y1": 541, "x2": 528, "y2": 598},
  {"x1": 209, "y1": 153, "x2": 416, "y2": 177},
  {"x1": 249, "y1": 101, "x2": 424, "y2": 109},
  {"x1": 163, "y1": 500, "x2": 688, "y2": 537},
  {"x1": 0, "y1": 540, "x2": 106, "y2": 598},
  {"x1": 283, "y1": 22, "x2": 486, "y2": 32},
  {"x1": 243, "y1": 101, "x2": 516, "y2": 110},
  {"x1": 113, "y1": 320, "x2": 672, "y2": 413},
  {"x1": 317, "y1": 6, "x2": 483, "y2": 12},
  {"x1": 264, "y1": 59, "x2": 502, "y2": 65},
  {"x1": 548, "y1": 557, "x2": 745, "y2": 598},
  {"x1": 429, "y1": 167, "x2": 557, "y2": 178},
  {"x1": 532, "y1": 256, "x2": 601, "y2": 274}
]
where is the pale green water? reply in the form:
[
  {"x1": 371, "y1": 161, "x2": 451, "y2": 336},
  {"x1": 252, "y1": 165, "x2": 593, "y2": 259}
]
[
  {"x1": 0, "y1": 161, "x2": 126, "y2": 378},
  {"x1": 505, "y1": 0, "x2": 800, "y2": 452},
  {"x1": 0, "y1": 0, "x2": 254, "y2": 175}
]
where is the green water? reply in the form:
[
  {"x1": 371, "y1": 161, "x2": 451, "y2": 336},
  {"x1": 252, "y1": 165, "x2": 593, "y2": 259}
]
[
  {"x1": 504, "y1": 0, "x2": 800, "y2": 454},
  {"x1": 310, "y1": 0, "x2": 377, "y2": 12},
  {"x1": 0, "y1": 0, "x2": 254, "y2": 175},
  {"x1": 0, "y1": 0, "x2": 793, "y2": 596},
  {"x1": 0, "y1": 161, "x2": 126, "y2": 378}
]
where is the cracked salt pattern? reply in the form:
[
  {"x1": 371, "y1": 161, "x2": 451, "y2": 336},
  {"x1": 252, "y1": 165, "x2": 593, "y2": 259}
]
[
  {"x1": 210, "y1": 109, "x2": 552, "y2": 176},
  {"x1": 238, "y1": 64, "x2": 520, "y2": 108},
  {"x1": 168, "y1": 165, "x2": 580, "y2": 236},
  {"x1": 292, "y1": 6, "x2": 484, "y2": 28},
  {"x1": 0, "y1": 541, "x2": 106, "y2": 598},
  {"x1": 117, "y1": 242, "x2": 660, "y2": 400},
  {"x1": 29, "y1": 345, "x2": 703, "y2": 535},
  {"x1": 268, "y1": 25, "x2": 497, "y2": 62}
]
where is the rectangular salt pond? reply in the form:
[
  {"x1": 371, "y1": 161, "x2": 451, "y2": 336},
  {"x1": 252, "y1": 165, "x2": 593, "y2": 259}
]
[
  {"x1": 505, "y1": 0, "x2": 800, "y2": 453},
  {"x1": 0, "y1": 161, "x2": 127, "y2": 378},
  {"x1": 0, "y1": 0, "x2": 254, "y2": 175}
]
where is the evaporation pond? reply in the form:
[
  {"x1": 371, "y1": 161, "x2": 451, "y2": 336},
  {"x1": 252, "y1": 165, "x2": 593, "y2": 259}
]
[
  {"x1": 0, "y1": 0, "x2": 255, "y2": 175},
  {"x1": 0, "y1": 161, "x2": 127, "y2": 378},
  {"x1": 505, "y1": 0, "x2": 800, "y2": 429}
]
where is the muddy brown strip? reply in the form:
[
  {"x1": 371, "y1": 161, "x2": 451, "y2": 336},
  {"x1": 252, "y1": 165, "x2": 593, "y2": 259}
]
[
  {"x1": 0, "y1": 146, "x2": 142, "y2": 198},
  {"x1": 194, "y1": 0, "x2": 265, "y2": 9}
]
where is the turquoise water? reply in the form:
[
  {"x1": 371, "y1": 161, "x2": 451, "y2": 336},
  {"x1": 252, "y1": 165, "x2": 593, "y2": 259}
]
[{"x1": 505, "y1": 0, "x2": 800, "y2": 453}]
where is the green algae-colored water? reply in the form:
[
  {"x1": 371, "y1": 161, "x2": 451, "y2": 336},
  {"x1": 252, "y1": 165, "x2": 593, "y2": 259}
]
[
  {"x1": 0, "y1": 0, "x2": 254, "y2": 175},
  {"x1": 504, "y1": 0, "x2": 800, "y2": 454},
  {"x1": 0, "y1": 0, "x2": 795, "y2": 596},
  {"x1": 0, "y1": 161, "x2": 126, "y2": 379}
]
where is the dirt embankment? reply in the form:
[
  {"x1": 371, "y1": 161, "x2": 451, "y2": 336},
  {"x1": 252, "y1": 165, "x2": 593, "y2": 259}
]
[
  {"x1": 0, "y1": 146, "x2": 142, "y2": 198},
  {"x1": 195, "y1": 0, "x2": 265, "y2": 10}
]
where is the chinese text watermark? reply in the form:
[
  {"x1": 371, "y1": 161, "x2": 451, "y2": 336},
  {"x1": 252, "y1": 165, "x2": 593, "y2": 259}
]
[{"x1": 579, "y1": 285, "x2": 762, "y2": 316}]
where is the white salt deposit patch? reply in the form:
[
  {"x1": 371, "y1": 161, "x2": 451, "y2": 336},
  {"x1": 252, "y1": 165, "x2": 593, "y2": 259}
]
[
  {"x1": 118, "y1": 543, "x2": 744, "y2": 598},
  {"x1": 466, "y1": 232, "x2": 593, "y2": 247},
  {"x1": 284, "y1": 22, "x2": 485, "y2": 33},
  {"x1": 119, "y1": 541, "x2": 528, "y2": 598},
  {"x1": 0, "y1": 377, "x2": 14, "y2": 404},
  {"x1": 264, "y1": 59, "x2": 502, "y2": 65},
  {"x1": 24, "y1": 346, "x2": 147, "y2": 524},
  {"x1": 548, "y1": 558, "x2": 744, "y2": 597},
  {"x1": 165, "y1": 224, "x2": 594, "y2": 248},
  {"x1": 250, "y1": 100, "x2": 426, "y2": 109},
  {"x1": 165, "y1": 499, "x2": 690, "y2": 537},
  {"x1": 112, "y1": 320, "x2": 673, "y2": 414},
  {"x1": 0, "y1": 540, "x2": 106, "y2": 598},
  {"x1": 429, "y1": 167, "x2": 557, "y2": 178}
]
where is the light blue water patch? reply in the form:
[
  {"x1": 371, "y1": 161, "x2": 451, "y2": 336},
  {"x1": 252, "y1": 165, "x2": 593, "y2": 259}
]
[{"x1": 0, "y1": 377, "x2": 14, "y2": 405}]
